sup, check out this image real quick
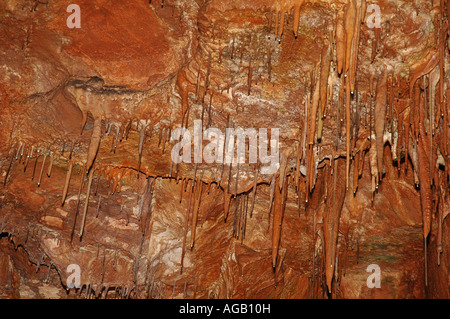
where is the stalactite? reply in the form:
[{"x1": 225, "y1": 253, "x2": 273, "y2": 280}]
[
  {"x1": 233, "y1": 194, "x2": 241, "y2": 239},
  {"x1": 271, "y1": 175, "x2": 287, "y2": 270},
  {"x1": 61, "y1": 160, "x2": 73, "y2": 206},
  {"x1": 409, "y1": 51, "x2": 439, "y2": 105},
  {"x1": 16, "y1": 143, "x2": 22, "y2": 162},
  {"x1": 336, "y1": 85, "x2": 343, "y2": 149},
  {"x1": 353, "y1": 92, "x2": 361, "y2": 148},
  {"x1": 374, "y1": 67, "x2": 387, "y2": 182},
  {"x1": 79, "y1": 167, "x2": 94, "y2": 240},
  {"x1": 207, "y1": 181, "x2": 213, "y2": 195},
  {"x1": 369, "y1": 137, "x2": 378, "y2": 198},
  {"x1": 36, "y1": 254, "x2": 44, "y2": 273},
  {"x1": 207, "y1": 92, "x2": 213, "y2": 129},
  {"x1": 241, "y1": 194, "x2": 249, "y2": 243},
  {"x1": 430, "y1": 67, "x2": 440, "y2": 135},
  {"x1": 312, "y1": 216, "x2": 317, "y2": 299},
  {"x1": 47, "y1": 152, "x2": 54, "y2": 177},
  {"x1": 413, "y1": 79, "x2": 421, "y2": 143},
  {"x1": 137, "y1": 126, "x2": 146, "y2": 179},
  {"x1": 46, "y1": 262, "x2": 52, "y2": 283},
  {"x1": 350, "y1": 0, "x2": 362, "y2": 94},
  {"x1": 202, "y1": 53, "x2": 212, "y2": 105},
  {"x1": 105, "y1": 122, "x2": 112, "y2": 136},
  {"x1": 24, "y1": 145, "x2": 33, "y2": 173},
  {"x1": 307, "y1": 146, "x2": 315, "y2": 196},
  {"x1": 69, "y1": 140, "x2": 76, "y2": 160},
  {"x1": 344, "y1": 0, "x2": 357, "y2": 77},
  {"x1": 412, "y1": 68, "x2": 436, "y2": 285},
  {"x1": 180, "y1": 177, "x2": 194, "y2": 274},
  {"x1": 19, "y1": 144, "x2": 26, "y2": 164},
  {"x1": 111, "y1": 171, "x2": 120, "y2": 195},
  {"x1": 195, "y1": 67, "x2": 200, "y2": 102},
  {"x1": 220, "y1": 114, "x2": 230, "y2": 185},
  {"x1": 294, "y1": 143, "x2": 301, "y2": 195},
  {"x1": 123, "y1": 119, "x2": 132, "y2": 141},
  {"x1": 14, "y1": 142, "x2": 22, "y2": 160},
  {"x1": 353, "y1": 151, "x2": 359, "y2": 195},
  {"x1": 429, "y1": 68, "x2": 440, "y2": 185},
  {"x1": 135, "y1": 177, "x2": 154, "y2": 285},
  {"x1": 417, "y1": 103, "x2": 433, "y2": 241},
  {"x1": 179, "y1": 178, "x2": 185, "y2": 203},
  {"x1": 96, "y1": 194, "x2": 101, "y2": 218},
  {"x1": 250, "y1": 165, "x2": 258, "y2": 218},
  {"x1": 190, "y1": 180, "x2": 203, "y2": 249},
  {"x1": 71, "y1": 163, "x2": 86, "y2": 241},
  {"x1": 345, "y1": 76, "x2": 351, "y2": 190},
  {"x1": 309, "y1": 64, "x2": 320, "y2": 150},
  {"x1": 336, "y1": 10, "x2": 345, "y2": 75},
  {"x1": 318, "y1": 39, "x2": 331, "y2": 141},
  {"x1": 357, "y1": 139, "x2": 369, "y2": 176},
  {"x1": 404, "y1": 107, "x2": 411, "y2": 174},
  {"x1": 279, "y1": 148, "x2": 292, "y2": 192},
  {"x1": 193, "y1": 164, "x2": 198, "y2": 192},
  {"x1": 223, "y1": 188, "x2": 232, "y2": 222},
  {"x1": 274, "y1": 10, "x2": 279, "y2": 41},
  {"x1": 37, "y1": 153, "x2": 46, "y2": 187},
  {"x1": 86, "y1": 117, "x2": 102, "y2": 173},
  {"x1": 303, "y1": 91, "x2": 309, "y2": 160},
  {"x1": 268, "y1": 174, "x2": 276, "y2": 230},
  {"x1": 293, "y1": 5, "x2": 301, "y2": 39},
  {"x1": 21, "y1": 144, "x2": 27, "y2": 163},
  {"x1": 321, "y1": 162, "x2": 328, "y2": 203},
  {"x1": 31, "y1": 152, "x2": 39, "y2": 181},
  {"x1": 279, "y1": 10, "x2": 286, "y2": 41},
  {"x1": 113, "y1": 124, "x2": 120, "y2": 154},
  {"x1": 324, "y1": 158, "x2": 346, "y2": 293},
  {"x1": 388, "y1": 75, "x2": 394, "y2": 133},
  {"x1": 396, "y1": 108, "x2": 403, "y2": 173},
  {"x1": 227, "y1": 161, "x2": 233, "y2": 195}
]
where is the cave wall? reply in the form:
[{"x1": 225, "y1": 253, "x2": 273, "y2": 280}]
[{"x1": 0, "y1": 0, "x2": 449, "y2": 298}]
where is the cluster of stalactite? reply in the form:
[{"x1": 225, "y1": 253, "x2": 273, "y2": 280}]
[
  {"x1": 1, "y1": 0, "x2": 450, "y2": 298},
  {"x1": 265, "y1": 0, "x2": 450, "y2": 292}
]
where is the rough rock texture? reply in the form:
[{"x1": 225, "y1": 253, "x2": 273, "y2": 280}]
[{"x1": 0, "y1": 0, "x2": 449, "y2": 298}]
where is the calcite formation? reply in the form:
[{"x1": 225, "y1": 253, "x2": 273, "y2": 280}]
[{"x1": 0, "y1": 0, "x2": 449, "y2": 299}]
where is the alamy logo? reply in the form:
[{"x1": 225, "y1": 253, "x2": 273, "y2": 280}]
[
  {"x1": 366, "y1": 4, "x2": 381, "y2": 29},
  {"x1": 66, "y1": 4, "x2": 81, "y2": 29},
  {"x1": 366, "y1": 264, "x2": 381, "y2": 288},
  {"x1": 170, "y1": 120, "x2": 280, "y2": 175},
  {"x1": 66, "y1": 264, "x2": 81, "y2": 289}
]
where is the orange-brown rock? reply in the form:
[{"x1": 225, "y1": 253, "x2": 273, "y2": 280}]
[{"x1": 0, "y1": 0, "x2": 449, "y2": 299}]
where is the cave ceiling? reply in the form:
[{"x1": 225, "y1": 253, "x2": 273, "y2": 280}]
[{"x1": 0, "y1": 0, "x2": 449, "y2": 299}]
